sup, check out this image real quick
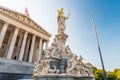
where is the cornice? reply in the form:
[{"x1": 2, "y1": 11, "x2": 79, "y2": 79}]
[{"x1": 0, "y1": 6, "x2": 51, "y2": 37}]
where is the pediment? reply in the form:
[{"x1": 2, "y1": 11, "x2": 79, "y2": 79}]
[{"x1": 0, "y1": 6, "x2": 51, "y2": 37}]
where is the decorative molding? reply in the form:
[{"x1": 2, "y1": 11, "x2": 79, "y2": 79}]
[{"x1": 0, "y1": 6, "x2": 51, "y2": 37}]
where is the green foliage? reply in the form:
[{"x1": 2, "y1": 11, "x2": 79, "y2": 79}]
[
  {"x1": 92, "y1": 67, "x2": 104, "y2": 80},
  {"x1": 93, "y1": 67, "x2": 97, "y2": 73},
  {"x1": 94, "y1": 71, "x2": 103, "y2": 80},
  {"x1": 107, "y1": 73, "x2": 116, "y2": 80},
  {"x1": 114, "y1": 69, "x2": 120, "y2": 79},
  {"x1": 92, "y1": 67, "x2": 120, "y2": 80}
]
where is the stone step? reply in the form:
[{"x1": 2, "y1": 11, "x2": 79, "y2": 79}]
[{"x1": 18, "y1": 79, "x2": 34, "y2": 80}]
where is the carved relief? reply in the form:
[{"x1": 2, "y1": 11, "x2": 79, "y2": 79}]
[
  {"x1": 0, "y1": 7, "x2": 49, "y2": 36},
  {"x1": 66, "y1": 55, "x2": 91, "y2": 76},
  {"x1": 34, "y1": 60, "x2": 49, "y2": 75},
  {"x1": 34, "y1": 59, "x2": 60, "y2": 75},
  {"x1": 48, "y1": 65, "x2": 59, "y2": 74}
]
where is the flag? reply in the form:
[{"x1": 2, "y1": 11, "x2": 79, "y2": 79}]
[{"x1": 25, "y1": 7, "x2": 29, "y2": 15}]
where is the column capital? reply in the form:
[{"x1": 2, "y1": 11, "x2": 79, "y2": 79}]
[
  {"x1": 15, "y1": 27, "x2": 19, "y2": 30},
  {"x1": 40, "y1": 38, "x2": 43, "y2": 40},
  {"x1": 25, "y1": 30, "x2": 29, "y2": 34},
  {"x1": 4, "y1": 22, "x2": 9, "y2": 25},
  {"x1": 33, "y1": 34, "x2": 36, "y2": 37},
  {"x1": 32, "y1": 34, "x2": 36, "y2": 39},
  {"x1": 46, "y1": 40, "x2": 49, "y2": 43},
  {"x1": 24, "y1": 31, "x2": 29, "y2": 35}
]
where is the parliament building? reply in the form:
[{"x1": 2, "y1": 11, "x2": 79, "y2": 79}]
[{"x1": 0, "y1": 6, "x2": 51, "y2": 80}]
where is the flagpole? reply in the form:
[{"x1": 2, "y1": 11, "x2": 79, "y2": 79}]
[{"x1": 91, "y1": 15, "x2": 106, "y2": 80}]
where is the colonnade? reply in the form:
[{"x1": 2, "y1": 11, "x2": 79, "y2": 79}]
[{"x1": 0, "y1": 22, "x2": 48, "y2": 63}]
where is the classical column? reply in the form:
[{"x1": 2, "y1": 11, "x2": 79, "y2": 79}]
[
  {"x1": 45, "y1": 41, "x2": 48, "y2": 50},
  {"x1": 15, "y1": 35, "x2": 23, "y2": 59},
  {"x1": 28, "y1": 35, "x2": 36, "y2": 62},
  {"x1": 4, "y1": 32, "x2": 13, "y2": 57},
  {"x1": 37, "y1": 38, "x2": 43, "y2": 62},
  {"x1": 7, "y1": 28, "x2": 19, "y2": 59},
  {"x1": 33, "y1": 40, "x2": 38, "y2": 63},
  {"x1": 0, "y1": 22, "x2": 9, "y2": 48},
  {"x1": 42, "y1": 41, "x2": 45, "y2": 49},
  {"x1": 24, "y1": 38, "x2": 30, "y2": 62},
  {"x1": 19, "y1": 31, "x2": 28, "y2": 61}
]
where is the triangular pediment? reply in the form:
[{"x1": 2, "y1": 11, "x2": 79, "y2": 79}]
[{"x1": 0, "y1": 6, "x2": 51, "y2": 37}]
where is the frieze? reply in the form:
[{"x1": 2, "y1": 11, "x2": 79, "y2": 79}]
[{"x1": 0, "y1": 7, "x2": 50, "y2": 37}]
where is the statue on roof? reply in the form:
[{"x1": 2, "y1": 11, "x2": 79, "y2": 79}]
[{"x1": 57, "y1": 8, "x2": 70, "y2": 34}]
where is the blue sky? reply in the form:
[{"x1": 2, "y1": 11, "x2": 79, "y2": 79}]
[{"x1": 0, "y1": 0, "x2": 120, "y2": 71}]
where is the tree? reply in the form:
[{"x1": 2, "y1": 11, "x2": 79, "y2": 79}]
[
  {"x1": 92, "y1": 67, "x2": 104, "y2": 80},
  {"x1": 92, "y1": 67, "x2": 120, "y2": 80},
  {"x1": 93, "y1": 67, "x2": 97, "y2": 74},
  {"x1": 114, "y1": 69, "x2": 120, "y2": 79},
  {"x1": 94, "y1": 71, "x2": 104, "y2": 80},
  {"x1": 107, "y1": 73, "x2": 116, "y2": 80}
]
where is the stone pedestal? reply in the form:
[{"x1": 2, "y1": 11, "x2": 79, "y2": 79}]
[
  {"x1": 59, "y1": 58, "x2": 68, "y2": 73},
  {"x1": 34, "y1": 75, "x2": 95, "y2": 80},
  {"x1": 34, "y1": 57, "x2": 95, "y2": 80},
  {"x1": 45, "y1": 57, "x2": 61, "y2": 71},
  {"x1": 44, "y1": 57, "x2": 68, "y2": 74},
  {"x1": 55, "y1": 33, "x2": 68, "y2": 42}
]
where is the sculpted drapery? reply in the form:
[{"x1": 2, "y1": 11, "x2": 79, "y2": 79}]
[{"x1": 57, "y1": 8, "x2": 70, "y2": 34}]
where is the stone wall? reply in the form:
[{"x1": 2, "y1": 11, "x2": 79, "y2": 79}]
[
  {"x1": 0, "y1": 58, "x2": 34, "y2": 74},
  {"x1": 0, "y1": 73, "x2": 32, "y2": 80},
  {"x1": 34, "y1": 76, "x2": 95, "y2": 80},
  {"x1": 0, "y1": 58, "x2": 34, "y2": 80}
]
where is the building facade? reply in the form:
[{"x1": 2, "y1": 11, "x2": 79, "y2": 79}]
[{"x1": 0, "y1": 6, "x2": 51, "y2": 80}]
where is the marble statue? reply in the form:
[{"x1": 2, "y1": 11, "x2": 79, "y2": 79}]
[
  {"x1": 41, "y1": 60, "x2": 51, "y2": 74},
  {"x1": 65, "y1": 45, "x2": 72, "y2": 54},
  {"x1": 48, "y1": 65, "x2": 60, "y2": 74},
  {"x1": 64, "y1": 45, "x2": 74, "y2": 59},
  {"x1": 33, "y1": 8, "x2": 94, "y2": 80},
  {"x1": 57, "y1": 8, "x2": 70, "y2": 34},
  {"x1": 66, "y1": 60, "x2": 73, "y2": 74},
  {"x1": 34, "y1": 60, "x2": 46, "y2": 75},
  {"x1": 66, "y1": 55, "x2": 78, "y2": 75},
  {"x1": 51, "y1": 38, "x2": 58, "y2": 48},
  {"x1": 66, "y1": 55, "x2": 91, "y2": 76}
]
